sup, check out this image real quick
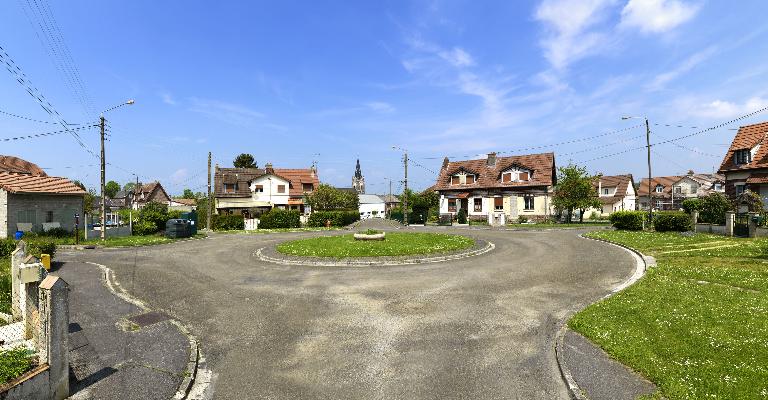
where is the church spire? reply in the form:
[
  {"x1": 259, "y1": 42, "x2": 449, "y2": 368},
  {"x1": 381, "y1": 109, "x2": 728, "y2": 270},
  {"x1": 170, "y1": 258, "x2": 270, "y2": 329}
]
[
  {"x1": 354, "y1": 159, "x2": 363, "y2": 179},
  {"x1": 352, "y1": 159, "x2": 365, "y2": 194}
]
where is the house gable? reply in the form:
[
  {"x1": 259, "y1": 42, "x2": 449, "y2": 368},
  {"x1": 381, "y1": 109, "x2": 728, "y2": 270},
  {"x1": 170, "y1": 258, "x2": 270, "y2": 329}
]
[
  {"x1": 434, "y1": 152, "x2": 555, "y2": 192},
  {"x1": 719, "y1": 121, "x2": 768, "y2": 173}
]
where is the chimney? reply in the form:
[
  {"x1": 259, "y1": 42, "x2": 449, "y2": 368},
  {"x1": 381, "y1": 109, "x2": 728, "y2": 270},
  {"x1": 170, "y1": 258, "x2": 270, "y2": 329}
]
[
  {"x1": 442, "y1": 157, "x2": 449, "y2": 170},
  {"x1": 310, "y1": 163, "x2": 317, "y2": 177},
  {"x1": 687, "y1": 169, "x2": 694, "y2": 176},
  {"x1": 265, "y1": 163, "x2": 274, "y2": 175},
  {"x1": 487, "y1": 152, "x2": 497, "y2": 167}
]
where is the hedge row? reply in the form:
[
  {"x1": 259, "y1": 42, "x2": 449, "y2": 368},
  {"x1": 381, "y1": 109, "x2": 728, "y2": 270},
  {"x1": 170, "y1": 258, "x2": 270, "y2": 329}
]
[
  {"x1": 0, "y1": 238, "x2": 56, "y2": 259},
  {"x1": 307, "y1": 211, "x2": 360, "y2": 227},
  {"x1": 653, "y1": 212, "x2": 692, "y2": 232},
  {"x1": 211, "y1": 214, "x2": 245, "y2": 231},
  {"x1": 609, "y1": 211, "x2": 645, "y2": 231},
  {"x1": 259, "y1": 209, "x2": 301, "y2": 229}
]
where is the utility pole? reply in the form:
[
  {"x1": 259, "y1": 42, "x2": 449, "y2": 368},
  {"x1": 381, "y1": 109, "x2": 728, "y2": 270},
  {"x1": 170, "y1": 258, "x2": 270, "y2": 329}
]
[
  {"x1": 100, "y1": 115, "x2": 106, "y2": 241},
  {"x1": 207, "y1": 152, "x2": 212, "y2": 231},
  {"x1": 403, "y1": 150, "x2": 409, "y2": 226},
  {"x1": 645, "y1": 117, "x2": 653, "y2": 225}
]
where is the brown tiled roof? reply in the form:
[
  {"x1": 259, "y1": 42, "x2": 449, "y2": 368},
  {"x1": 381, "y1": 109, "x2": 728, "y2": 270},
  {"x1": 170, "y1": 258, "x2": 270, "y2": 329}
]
[
  {"x1": 214, "y1": 167, "x2": 266, "y2": 197},
  {"x1": 274, "y1": 168, "x2": 319, "y2": 197},
  {"x1": 172, "y1": 198, "x2": 197, "y2": 206},
  {"x1": 637, "y1": 176, "x2": 682, "y2": 197},
  {"x1": 0, "y1": 155, "x2": 47, "y2": 176},
  {"x1": 746, "y1": 173, "x2": 768, "y2": 184},
  {"x1": 594, "y1": 174, "x2": 634, "y2": 198},
  {"x1": 434, "y1": 152, "x2": 556, "y2": 191},
  {"x1": 135, "y1": 181, "x2": 171, "y2": 204},
  {"x1": 0, "y1": 171, "x2": 86, "y2": 194},
  {"x1": 718, "y1": 122, "x2": 768, "y2": 172}
]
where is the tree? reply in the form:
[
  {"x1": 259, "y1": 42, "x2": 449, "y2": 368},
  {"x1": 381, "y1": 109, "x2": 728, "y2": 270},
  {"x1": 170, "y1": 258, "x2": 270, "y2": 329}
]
[
  {"x1": 83, "y1": 188, "x2": 97, "y2": 216},
  {"x1": 123, "y1": 182, "x2": 136, "y2": 192},
  {"x1": 552, "y1": 164, "x2": 601, "y2": 223},
  {"x1": 105, "y1": 180, "x2": 121, "y2": 198},
  {"x1": 305, "y1": 184, "x2": 359, "y2": 211},
  {"x1": 233, "y1": 153, "x2": 257, "y2": 169},
  {"x1": 182, "y1": 189, "x2": 196, "y2": 199},
  {"x1": 73, "y1": 180, "x2": 86, "y2": 191},
  {"x1": 734, "y1": 190, "x2": 763, "y2": 213},
  {"x1": 700, "y1": 192, "x2": 732, "y2": 224}
]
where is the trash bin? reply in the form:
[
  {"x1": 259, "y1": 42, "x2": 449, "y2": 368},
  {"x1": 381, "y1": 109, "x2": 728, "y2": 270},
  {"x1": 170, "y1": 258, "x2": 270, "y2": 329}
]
[
  {"x1": 14, "y1": 231, "x2": 23, "y2": 240},
  {"x1": 165, "y1": 219, "x2": 191, "y2": 239},
  {"x1": 181, "y1": 210, "x2": 198, "y2": 236},
  {"x1": 41, "y1": 254, "x2": 51, "y2": 271}
]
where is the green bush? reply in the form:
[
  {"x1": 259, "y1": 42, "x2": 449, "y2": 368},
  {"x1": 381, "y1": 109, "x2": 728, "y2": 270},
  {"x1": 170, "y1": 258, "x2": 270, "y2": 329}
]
[
  {"x1": 27, "y1": 240, "x2": 56, "y2": 259},
  {"x1": 0, "y1": 347, "x2": 33, "y2": 385},
  {"x1": 132, "y1": 219, "x2": 158, "y2": 236},
  {"x1": 457, "y1": 209, "x2": 467, "y2": 224},
  {"x1": 609, "y1": 210, "x2": 645, "y2": 231},
  {"x1": 518, "y1": 216, "x2": 529, "y2": 224},
  {"x1": 259, "y1": 209, "x2": 301, "y2": 229},
  {"x1": 389, "y1": 210, "x2": 404, "y2": 223},
  {"x1": 653, "y1": 211, "x2": 692, "y2": 232},
  {"x1": 307, "y1": 211, "x2": 360, "y2": 227},
  {"x1": 681, "y1": 198, "x2": 702, "y2": 214},
  {"x1": 211, "y1": 214, "x2": 245, "y2": 231},
  {"x1": 0, "y1": 239, "x2": 16, "y2": 258},
  {"x1": 39, "y1": 227, "x2": 72, "y2": 238},
  {"x1": 138, "y1": 202, "x2": 170, "y2": 233},
  {"x1": 700, "y1": 193, "x2": 731, "y2": 225}
]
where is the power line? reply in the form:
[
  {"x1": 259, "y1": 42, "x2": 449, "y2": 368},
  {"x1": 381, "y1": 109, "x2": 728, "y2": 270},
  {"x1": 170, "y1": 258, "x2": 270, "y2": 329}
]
[{"x1": 0, "y1": 124, "x2": 97, "y2": 142}]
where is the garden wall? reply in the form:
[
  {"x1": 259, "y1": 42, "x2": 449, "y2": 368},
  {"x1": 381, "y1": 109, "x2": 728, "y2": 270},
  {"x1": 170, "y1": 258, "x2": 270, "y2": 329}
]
[{"x1": 695, "y1": 223, "x2": 726, "y2": 235}]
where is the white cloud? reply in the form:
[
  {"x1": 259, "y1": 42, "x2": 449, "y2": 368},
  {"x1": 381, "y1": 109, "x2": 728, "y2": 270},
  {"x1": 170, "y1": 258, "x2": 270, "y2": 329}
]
[
  {"x1": 366, "y1": 102, "x2": 396, "y2": 113},
  {"x1": 688, "y1": 97, "x2": 768, "y2": 119},
  {"x1": 534, "y1": 0, "x2": 616, "y2": 70},
  {"x1": 188, "y1": 98, "x2": 264, "y2": 126},
  {"x1": 170, "y1": 168, "x2": 188, "y2": 184},
  {"x1": 438, "y1": 47, "x2": 475, "y2": 67},
  {"x1": 620, "y1": 0, "x2": 700, "y2": 34},
  {"x1": 647, "y1": 46, "x2": 717, "y2": 90},
  {"x1": 160, "y1": 92, "x2": 176, "y2": 105}
]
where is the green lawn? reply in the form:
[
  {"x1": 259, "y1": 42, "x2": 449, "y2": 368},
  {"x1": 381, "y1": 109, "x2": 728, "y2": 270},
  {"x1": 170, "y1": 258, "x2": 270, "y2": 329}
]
[
  {"x1": 571, "y1": 231, "x2": 768, "y2": 399},
  {"x1": 0, "y1": 258, "x2": 10, "y2": 315},
  {"x1": 276, "y1": 232, "x2": 475, "y2": 258},
  {"x1": 42, "y1": 233, "x2": 206, "y2": 248},
  {"x1": 217, "y1": 227, "x2": 343, "y2": 234},
  {"x1": 0, "y1": 347, "x2": 33, "y2": 385},
  {"x1": 507, "y1": 222, "x2": 611, "y2": 229}
]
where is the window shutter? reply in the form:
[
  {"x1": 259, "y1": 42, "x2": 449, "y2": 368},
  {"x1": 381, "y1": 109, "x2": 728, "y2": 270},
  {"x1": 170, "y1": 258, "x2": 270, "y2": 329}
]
[
  {"x1": 519, "y1": 172, "x2": 529, "y2": 181},
  {"x1": 494, "y1": 197, "x2": 503, "y2": 207},
  {"x1": 502, "y1": 173, "x2": 511, "y2": 183},
  {"x1": 466, "y1": 175, "x2": 474, "y2": 184},
  {"x1": 451, "y1": 176, "x2": 460, "y2": 185}
]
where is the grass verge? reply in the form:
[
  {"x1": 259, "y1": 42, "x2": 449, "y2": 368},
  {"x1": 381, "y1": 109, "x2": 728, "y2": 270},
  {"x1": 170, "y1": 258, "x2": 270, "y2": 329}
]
[
  {"x1": 277, "y1": 232, "x2": 474, "y2": 258},
  {"x1": 0, "y1": 258, "x2": 9, "y2": 315},
  {"x1": 216, "y1": 227, "x2": 343, "y2": 234},
  {"x1": 48, "y1": 233, "x2": 207, "y2": 248},
  {"x1": 0, "y1": 347, "x2": 34, "y2": 386},
  {"x1": 571, "y1": 231, "x2": 768, "y2": 399},
  {"x1": 507, "y1": 222, "x2": 610, "y2": 229}
]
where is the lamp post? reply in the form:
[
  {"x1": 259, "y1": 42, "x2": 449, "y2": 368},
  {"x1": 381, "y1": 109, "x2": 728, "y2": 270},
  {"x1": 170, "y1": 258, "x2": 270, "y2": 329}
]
[
  {"x1": 100, "y1": 100, "x2": 135, "y2": 241},
  {"x1": 622, "y1": 116, "x2": 653, "y2": 226}
]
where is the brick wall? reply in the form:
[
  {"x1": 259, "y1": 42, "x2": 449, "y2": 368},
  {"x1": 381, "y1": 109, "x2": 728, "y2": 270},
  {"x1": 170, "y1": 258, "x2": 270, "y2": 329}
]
[{"x1": 3, "y1": 192, "x2": 84, "y2": 238}]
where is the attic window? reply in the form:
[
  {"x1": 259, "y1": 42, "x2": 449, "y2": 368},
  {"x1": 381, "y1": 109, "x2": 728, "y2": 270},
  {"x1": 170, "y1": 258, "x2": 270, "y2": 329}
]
[
  {"x1": 655, "y1": 184, "x2": 664, "y2": 193},
  {"x1": 302, "y1": 183, "x2": 314, "y2": 192},
  {"x1": 224, "y1": 183, "x2": 237, "y2": 193},
  {"x1": 451, "y1": 176, "x2": 460, "y2": 185},
  {"x1": 501, "y1": 170, "x2": 530, "y2": 183},
  {"x1": 734, "y1": 149, "x2": 751, "y2": 165},
  {"x1": 466, "y1": 175, "x2": 475, "y2": 184}
]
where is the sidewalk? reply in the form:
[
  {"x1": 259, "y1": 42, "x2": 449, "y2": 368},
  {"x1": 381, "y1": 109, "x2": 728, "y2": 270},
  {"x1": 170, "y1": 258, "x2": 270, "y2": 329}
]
[
  {"x1": 560, "y1": 328, "x2": 657, "y2": 400},
  {"x1": 53, "y1": 260, "x2": 191, "y2": 399}
]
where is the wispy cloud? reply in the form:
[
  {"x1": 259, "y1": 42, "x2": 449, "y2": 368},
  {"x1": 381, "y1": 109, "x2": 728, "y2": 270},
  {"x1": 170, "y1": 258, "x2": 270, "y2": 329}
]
[
  {"x1": 647, "y1": 46, "x2": 717, "y2": 90},
  {"x1": 188, "y1": 98, "x2": 264, "y2": 126},
  {"x1": 366, "y1": 102, "x2": 396, "y2": 113},
  {"x1": 685, "y1": 96, "x2": 768, "y2": 119},
  {"x1": 159, "y1": 92, "x2": 177, "y2": 105},
  {"x1": 620, "y1": 0, "x2": 700, "y2": 34},
  {"x1": 438, "y1": 47, "x2": 475, "y2": 67},
  {"x1": 534, "y1": 0, "x2": 617, "y2": 70},
  {"x1": 170, "y1": 168, "x2": 188, "y2": 184},
  {"x1": 311, "y1": 101, "x2": 396, "y2": 117}
]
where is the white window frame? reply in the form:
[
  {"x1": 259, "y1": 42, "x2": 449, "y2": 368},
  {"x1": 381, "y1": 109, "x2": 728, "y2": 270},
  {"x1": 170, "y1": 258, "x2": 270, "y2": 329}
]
[
  {"x1": 524, "y1": 196, "x2": 535, "y2": 211},
  {"x1": 734, "y1": 149, "x2": 751, "y2": 165},
  {"x1": 735, "y1": 184, "x2": 746, "y2": 195},
  {"x1": 655, "y1": 185, "x2": 664, "y2": 193}
]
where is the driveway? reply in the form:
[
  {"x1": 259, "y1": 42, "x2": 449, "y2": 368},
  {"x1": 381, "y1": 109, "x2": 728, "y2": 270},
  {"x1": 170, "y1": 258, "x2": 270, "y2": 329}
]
[{"x1": 58, "y1": 224, "x2": 634, "y2": 399}]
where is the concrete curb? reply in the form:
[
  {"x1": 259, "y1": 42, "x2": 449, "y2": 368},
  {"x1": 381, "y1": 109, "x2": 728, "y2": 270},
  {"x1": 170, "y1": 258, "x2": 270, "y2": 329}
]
[
  {"x1": 554, "y1": 235, "x2": 655, "y2": 400},
  {"x1": 58, "y1": 235, "x2": 210, "y2": 251},
  {"x1": 85, "y1": 261, "x2": 213, "y2": 399},
  {"x1": 253, "y1": 240, "x2": 495, "y2": 267}
]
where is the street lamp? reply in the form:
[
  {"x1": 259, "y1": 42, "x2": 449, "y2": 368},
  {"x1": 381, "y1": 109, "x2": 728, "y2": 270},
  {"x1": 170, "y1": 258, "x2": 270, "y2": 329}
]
[
  {"x1": 392, "y1": 146, "x2": 409, "y2": 225},
  {"x1": 622, "y1": 115, "x2": 653, "y2": 226},
  {"x1": 100, "y1": 100, "x2": 135, "y2": 241}
]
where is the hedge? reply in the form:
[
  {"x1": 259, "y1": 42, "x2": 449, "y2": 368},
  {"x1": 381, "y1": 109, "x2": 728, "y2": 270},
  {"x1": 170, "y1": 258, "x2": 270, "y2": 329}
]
[
  {"x1": 259, "y1": 209, "x2": 301, "y2": 229},
  {"x1": 653, "y1": 211, "x2": 692, "y2": 232},
  {"x1": 211, "y1": 214, "x2": 245, "y2": 231},
  {"x1": 307, "y1": 211, "x2": 360, "y2": 227},
  {"x1": 609, "y1": 210, "x2": 645, "y2": 231},
  {"x1": 0, "y1": 238, "x2": 56, "y2": 259}
]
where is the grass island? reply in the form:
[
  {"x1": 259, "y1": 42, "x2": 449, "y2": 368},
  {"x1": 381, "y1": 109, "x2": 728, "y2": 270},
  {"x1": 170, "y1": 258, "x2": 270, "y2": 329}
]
[{"x1": 276, "y1": 232, "x2": 475, "y2": 258}]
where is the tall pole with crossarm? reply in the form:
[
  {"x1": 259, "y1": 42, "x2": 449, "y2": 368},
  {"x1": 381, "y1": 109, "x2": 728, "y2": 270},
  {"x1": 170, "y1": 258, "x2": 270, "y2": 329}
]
[
  {"x1": 622, "y1": 116, "x2": 653, "y2": 227},
  {"x1": 100, "y1": 100, "x2": 135, "y2": 241}
]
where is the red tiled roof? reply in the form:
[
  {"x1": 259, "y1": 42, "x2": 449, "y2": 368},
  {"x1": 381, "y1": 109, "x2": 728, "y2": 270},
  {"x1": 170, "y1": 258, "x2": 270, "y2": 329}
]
[
  {"x1": 0, "y1": 155, "x2": 47, "y2": 176},
  {"x1": 172, "y1": 198, "x2": 197, "y2": 206},
  {"x1": 719, "y1": 122, "x2": 768, "y2": 172},
  {"x1": 637, "y1": 176, "x2": 682, "y2": 197},
  {"x1": 0, "y1": 171, "x2": 86, "y2": 195},
  {"x1": 434, "y1": 152, "x2": 555, "y2": 191},
  {"x1": 746, "y1": 173, "x2": 768, "y2": 184},
  {"x1": 275, "y1": 168, "x2": 320, "y2": 197},
  {"x1": 214, "y1": 167, "x2": 266, "y2": 197},
  {"x1": 594, "y1": 174, "x2": 634, "y2": 198}
]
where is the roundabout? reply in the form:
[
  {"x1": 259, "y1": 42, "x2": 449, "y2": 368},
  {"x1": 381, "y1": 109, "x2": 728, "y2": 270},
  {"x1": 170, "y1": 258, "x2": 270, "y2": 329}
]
[{"x1": 256, "y1": 231, "x2": 494, "y2": 266}]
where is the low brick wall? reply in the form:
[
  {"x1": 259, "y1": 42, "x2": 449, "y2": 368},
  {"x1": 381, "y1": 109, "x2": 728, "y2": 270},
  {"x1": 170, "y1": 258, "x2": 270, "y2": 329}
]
[
  {"x1": 0, "y1": 365, "x2": 50, "y2": 400},
  {"x1": 695, "y1": 223, "x2": 726, "y2": 235}
]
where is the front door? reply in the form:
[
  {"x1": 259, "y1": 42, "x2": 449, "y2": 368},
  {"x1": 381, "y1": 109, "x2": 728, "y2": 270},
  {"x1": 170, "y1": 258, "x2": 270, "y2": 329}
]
[{"x1": 460, "y1": 198, "x2": 468, "y2": 212}]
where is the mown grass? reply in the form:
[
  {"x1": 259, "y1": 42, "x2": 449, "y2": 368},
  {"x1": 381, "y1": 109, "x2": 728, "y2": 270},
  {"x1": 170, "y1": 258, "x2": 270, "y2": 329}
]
[
  {"x1": 571, "y1": 231, "x2": 768, "y2": 399},
  {"x1": 277, "y1": 232, "x2": 474, "y2": 258},
  {"x1": 507, "y1": 222, "x2": 611, "y2": 229},
  {"x1": 48, "y1": 233, "x2": 207, "y2": 248},
  {"x1": 217, "y1": 227, "x2": 343, "y2": 234},
  {"x1": 0, "y1": 258, "x2": 10, "y2": 315},
  {"x1": 0, "y1": 347, "x2": 34, "y2": 385}
]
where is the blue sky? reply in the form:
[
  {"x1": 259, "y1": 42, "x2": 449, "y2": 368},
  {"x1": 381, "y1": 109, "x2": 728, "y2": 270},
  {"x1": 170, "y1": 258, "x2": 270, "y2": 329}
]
[{"x1": 2, "y1": 0, "x2": 768, "y2": 195}]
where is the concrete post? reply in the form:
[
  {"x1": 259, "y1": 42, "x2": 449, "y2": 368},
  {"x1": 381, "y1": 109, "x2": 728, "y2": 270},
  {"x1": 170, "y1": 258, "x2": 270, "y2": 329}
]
[
  {"x1": 690, "y1": 210, "x2": 699, "y2": 230},
  {"x1": 39, "y1": 275, "x2": 69, "y2": 400},
  {"x1": 725, "y1": 211, "x2": 735, "y2": 237},
  {"x1": 10, "y1": 241, "x2": 26, "y2": 321},
  {"x1": 748, "y1": 212, "x2": 758, "y2": 238}
]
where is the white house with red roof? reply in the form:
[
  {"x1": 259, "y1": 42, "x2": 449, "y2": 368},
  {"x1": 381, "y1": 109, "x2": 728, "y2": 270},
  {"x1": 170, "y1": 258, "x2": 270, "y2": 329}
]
[
  {"x1": 718, "y1": 121, "x2": 768, "y2": 209},
  {"x1": 0, "y1": 156, "x2": 85, "y2": 238}
]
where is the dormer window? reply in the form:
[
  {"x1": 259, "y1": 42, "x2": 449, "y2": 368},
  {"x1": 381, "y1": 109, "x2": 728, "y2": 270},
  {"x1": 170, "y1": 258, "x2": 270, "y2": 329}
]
[
  {"x1": 734, "y1": 149, "x2": 751, "y2": 165},
  {"x1": 224, "y1": 183, "x2": 238, "y2": 193},
  {"x1": 450, "y1": 173, "x2": 475, "y2": 185},
  {"x1": 466, "y1": 175, "x2": 475, "y2": 184},
  {"x1": 451, "y1": 176, "x2": 460, "y2": 185},
  {"x1": 501, "y1": 169, "x2": 530, "y2": 183},
  {"x1": 655, "y1": 184, "x2": 664, "y2": 193}
]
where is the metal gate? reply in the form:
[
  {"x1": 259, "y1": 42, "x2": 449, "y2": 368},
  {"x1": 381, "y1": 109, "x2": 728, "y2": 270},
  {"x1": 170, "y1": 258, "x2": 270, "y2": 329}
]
[{"x1": 734, "y1": 213, "x2": 749, "y2": 237}]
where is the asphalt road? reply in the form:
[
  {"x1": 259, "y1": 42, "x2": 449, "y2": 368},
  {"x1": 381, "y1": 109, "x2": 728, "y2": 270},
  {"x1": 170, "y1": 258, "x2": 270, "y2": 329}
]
[{"x1": 60, "y1": 222, "x2": 635, "y2": 400}]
